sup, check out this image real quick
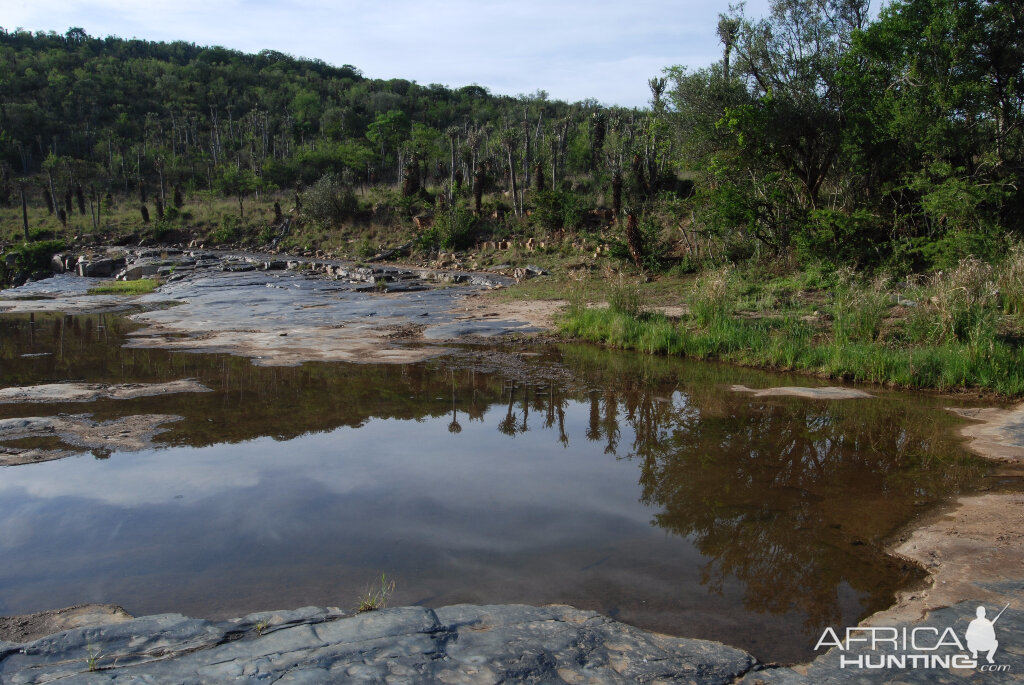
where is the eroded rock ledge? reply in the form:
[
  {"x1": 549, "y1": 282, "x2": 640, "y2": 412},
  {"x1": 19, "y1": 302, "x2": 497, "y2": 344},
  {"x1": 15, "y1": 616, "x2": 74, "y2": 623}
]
[{"x1": 0, "y1": 604, "x2": 756, "y2": 684}]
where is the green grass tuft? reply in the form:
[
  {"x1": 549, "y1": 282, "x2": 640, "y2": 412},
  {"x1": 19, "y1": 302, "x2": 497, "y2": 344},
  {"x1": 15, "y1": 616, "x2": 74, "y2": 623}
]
[{"x1": 87, "y1": 278, "x2": 159, "y2": 295}]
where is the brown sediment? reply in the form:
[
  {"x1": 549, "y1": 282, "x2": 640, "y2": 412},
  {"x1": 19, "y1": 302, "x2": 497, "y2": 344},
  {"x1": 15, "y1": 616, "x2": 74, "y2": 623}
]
[
  {"x1": 730, "y1": 384, "x2": 874, "y2": 400},
  {"x1": 0, "y1": 604, "x2": 132, "y2": 643},
  {"x1": 0, "y1": 413, "x2": 182, "y2": 466},
  {"x1": 0, "y1": 379, "x2": 210, "y2": 403}
]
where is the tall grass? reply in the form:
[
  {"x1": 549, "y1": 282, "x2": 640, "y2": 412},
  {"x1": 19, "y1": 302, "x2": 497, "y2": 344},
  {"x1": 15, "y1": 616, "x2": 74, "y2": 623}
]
[{"x1": 559, "y1": 254, "x2": 1024, "y2": 396}]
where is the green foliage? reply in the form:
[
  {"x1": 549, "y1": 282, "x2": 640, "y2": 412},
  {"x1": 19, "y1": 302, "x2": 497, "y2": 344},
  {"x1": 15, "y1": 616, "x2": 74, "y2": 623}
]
[
  {"x1": 304, "y1": 172, "x2": 359, "y2": 228},
  {"x1": 531, "y1": 190, "x2": 583, "y2": 232},
  {"x1": 150, "y1": 219, "x2": 174, "y2": 242},
  {"x1": 793, "y1": 210, "x2": 884, "y2": 267},
  {"x1": 216, "y1": 167, "x2": 260, "y2": 214},
  {"x1": 420, "y1": 203, "x2": 476, "y2": 250},
  {"x1": 256, "y1": 223, "x2": 277, "y2": 245},
  {"x1": 1, "y1": 239, "x2": 66, "y2": 284},
  {"x1": 209, "y1": 213, "x2": 238, "y2": 244}
]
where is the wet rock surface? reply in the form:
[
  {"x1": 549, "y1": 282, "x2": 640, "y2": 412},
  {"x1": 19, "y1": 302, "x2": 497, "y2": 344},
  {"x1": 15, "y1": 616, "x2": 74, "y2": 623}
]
[
  {"x1": 0, "y1": 604, "x2": 756, "y2": 684},
  {"x1": 1, "y1": 248, "x2": 536, "y2": 365}
]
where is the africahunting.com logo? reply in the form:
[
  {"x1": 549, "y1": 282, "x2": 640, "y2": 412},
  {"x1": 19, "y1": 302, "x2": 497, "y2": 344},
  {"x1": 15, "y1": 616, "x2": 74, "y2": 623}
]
[{"x1": 815, "y1": 603, "x2": 1012, "y2": 673}]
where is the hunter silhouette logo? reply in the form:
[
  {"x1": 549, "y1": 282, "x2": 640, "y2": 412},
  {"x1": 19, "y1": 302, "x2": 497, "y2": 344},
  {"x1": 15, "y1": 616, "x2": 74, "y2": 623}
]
[
  {"x1": 966, "y1": 603, "x2": 1009, "y2": 665},
  {"x1": 815, "y1": 602, "x2": 1013, "y2": 672}
]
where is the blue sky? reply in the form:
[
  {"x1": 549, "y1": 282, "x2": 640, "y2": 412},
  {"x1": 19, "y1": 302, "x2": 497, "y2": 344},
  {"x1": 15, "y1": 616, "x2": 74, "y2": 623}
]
[{"x1": 4, "y1": 0, "x2": 774, "y2": 107}]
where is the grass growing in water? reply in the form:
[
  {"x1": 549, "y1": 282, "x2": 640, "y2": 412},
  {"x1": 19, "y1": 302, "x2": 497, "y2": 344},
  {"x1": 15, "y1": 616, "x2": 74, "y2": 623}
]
[{"x1": 87, "y1": 279, "x2": 159, "y2": 295}]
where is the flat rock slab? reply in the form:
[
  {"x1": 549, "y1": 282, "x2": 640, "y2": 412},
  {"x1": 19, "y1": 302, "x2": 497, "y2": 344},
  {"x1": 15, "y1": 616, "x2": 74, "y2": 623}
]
[
  {"x1": 0, "y1": 604, "x2": 756, "y2": 684},
  {"x1": 730, "y1": 384, "x2": 874, "y2": 400},
  {"x1": 948, "y1": 404, "x2": 1024, "y2": 462},
  {"x1": 0, "y1": 380, "x2": 210, "y2": 404},
  {"x1": 0, "y1": 413, "x2": 182, "y2": 465}
]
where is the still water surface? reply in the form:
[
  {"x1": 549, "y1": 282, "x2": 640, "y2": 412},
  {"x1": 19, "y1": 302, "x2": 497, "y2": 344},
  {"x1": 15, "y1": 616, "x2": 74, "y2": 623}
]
[{"x1": 0, "y1": 312, "x2": 988, "y2": 662}]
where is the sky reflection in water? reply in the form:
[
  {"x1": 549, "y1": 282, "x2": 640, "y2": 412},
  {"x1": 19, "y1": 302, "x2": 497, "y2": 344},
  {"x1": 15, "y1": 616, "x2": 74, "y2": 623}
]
[{"x1": 0, "y1": 312, "x2": 988, "y2": 662}]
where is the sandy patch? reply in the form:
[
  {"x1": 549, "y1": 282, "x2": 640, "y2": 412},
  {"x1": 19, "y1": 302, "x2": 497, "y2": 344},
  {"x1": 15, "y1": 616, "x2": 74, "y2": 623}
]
[
  {"x1": 0, "y1": 604, "x2": 132, "y2": 643},
  {"x1": 452, "y1": 295, "x2": 567, "y2": 331},
  {"x1": 730, "y1": 384, "x2": 874, "y2": 400},
  {"x1": 0, "y1": 379, "x2": 210, "y2": 404}
]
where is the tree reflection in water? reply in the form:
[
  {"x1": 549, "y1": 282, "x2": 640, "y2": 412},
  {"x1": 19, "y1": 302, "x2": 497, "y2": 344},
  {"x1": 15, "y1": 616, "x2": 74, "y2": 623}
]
[
  {"x1": 0, "y1": 317, "x2": 989, "y2": 660},
  {"x1": 498, "y1": 348, "x2": 986, "y2": 637}
]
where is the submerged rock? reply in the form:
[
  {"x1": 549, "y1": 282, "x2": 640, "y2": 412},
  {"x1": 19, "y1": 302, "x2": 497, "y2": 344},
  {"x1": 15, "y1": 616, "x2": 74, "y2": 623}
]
[{"x1": 731, "y1": 384, "x2": 874, "y2": 400}]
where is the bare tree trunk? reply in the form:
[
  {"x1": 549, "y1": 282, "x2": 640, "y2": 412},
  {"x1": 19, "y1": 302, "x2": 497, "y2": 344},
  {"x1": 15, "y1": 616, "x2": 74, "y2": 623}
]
[
  {"x1": 506, "y1": 144, "x2": 521, "y2": 218},
  {"x1": 46, "y1": 171, "x2": 59, "y2": 217},
  {"x1": 20, "y1": 184, "x2": 29, "y2": 242},
  {"x1": 89, "y1": 187, "x2": 98, "y2": 231},
  {"x1": 625, "y1": 213, "x2": 643, "y2": 270},
  {"x1": 522, "y1": 110, "x2": 531, "y2": 192},
  {"x1": 474, "y1": 166, "x2": 484, "y2": 215}
]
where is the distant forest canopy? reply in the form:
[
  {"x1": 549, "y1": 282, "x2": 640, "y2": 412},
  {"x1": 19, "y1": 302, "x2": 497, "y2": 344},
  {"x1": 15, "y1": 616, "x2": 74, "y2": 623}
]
[{"x1": 0, "y1": 0, "x2": 1021, "y2": 273}]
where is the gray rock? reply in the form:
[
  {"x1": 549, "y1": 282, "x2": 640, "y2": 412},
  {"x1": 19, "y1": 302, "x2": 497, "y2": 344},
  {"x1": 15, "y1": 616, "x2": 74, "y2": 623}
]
[
  {"x1": 119, "y1": 264, "x2": 161, "y2": 281},
  {"x1": 76, "y1": 257, "x2": 126, "y2": 278},
  {"x1": 0, "y1": 604, "x2": 757, "y2": 684},
  {"x1": 50, "y1": 254, "x2": 66, "y2": 274}
]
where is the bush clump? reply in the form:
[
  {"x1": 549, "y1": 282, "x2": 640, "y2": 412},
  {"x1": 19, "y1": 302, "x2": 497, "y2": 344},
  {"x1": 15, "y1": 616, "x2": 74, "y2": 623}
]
[{"x1": 305, "y1": 172, "x2": 358, "y2": 228}]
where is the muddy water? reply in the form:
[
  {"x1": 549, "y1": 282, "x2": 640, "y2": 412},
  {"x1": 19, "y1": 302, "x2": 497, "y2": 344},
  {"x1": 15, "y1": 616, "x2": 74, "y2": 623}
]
[{"x1": 0, "y1": 313, "x2": 989, "y2": 662}]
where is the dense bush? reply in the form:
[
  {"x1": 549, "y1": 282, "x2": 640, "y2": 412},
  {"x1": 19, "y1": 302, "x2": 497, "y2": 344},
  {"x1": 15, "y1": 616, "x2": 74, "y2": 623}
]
[{"x1": 304, "y1": 173, "x2": 359, "y2": 228}]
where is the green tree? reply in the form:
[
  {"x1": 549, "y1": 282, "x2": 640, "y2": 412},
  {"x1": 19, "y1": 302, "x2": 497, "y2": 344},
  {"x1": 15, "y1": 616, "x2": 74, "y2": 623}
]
[{"x1": 216, "y1": 167, "x2": 260, "y2": 218}]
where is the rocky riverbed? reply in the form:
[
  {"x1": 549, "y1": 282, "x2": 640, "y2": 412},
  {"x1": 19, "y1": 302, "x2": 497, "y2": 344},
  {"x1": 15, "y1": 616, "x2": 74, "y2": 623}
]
[{"x1": 1, "y1": 247, "x2": 1023, "y2": 682}]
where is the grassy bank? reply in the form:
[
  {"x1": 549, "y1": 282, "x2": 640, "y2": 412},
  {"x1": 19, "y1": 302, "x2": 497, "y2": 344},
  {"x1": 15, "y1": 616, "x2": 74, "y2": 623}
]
[{"x1": 553, "y1": 255, "x2": 1024, "y2": 396}]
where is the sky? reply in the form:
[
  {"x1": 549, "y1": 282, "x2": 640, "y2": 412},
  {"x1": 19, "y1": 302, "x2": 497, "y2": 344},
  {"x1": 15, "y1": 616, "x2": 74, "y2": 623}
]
[{"x1": 3, "y1": 0, "x2": 774, "y2": 108}]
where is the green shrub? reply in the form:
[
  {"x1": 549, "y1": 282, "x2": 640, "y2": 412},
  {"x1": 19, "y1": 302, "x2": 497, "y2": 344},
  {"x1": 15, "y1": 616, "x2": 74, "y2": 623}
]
[
  {"x1": 1, "y1": 239, "x2": 66, "y2": 285},
  {"x1": 422, "y1": 203, "x2": 476, "y2": 250},
  {"x1": 531, "y1": 190, "x2": 584, "y2": 232},
  {"x1": 794, "y1": 209, "x2": 884, "y2": 267},
  {"x1": 305, "y1": 172, "x2": 358, "y2": 228},
  {"x1": 210, "y1": 213, "x2": 238, "y2": 244}
]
